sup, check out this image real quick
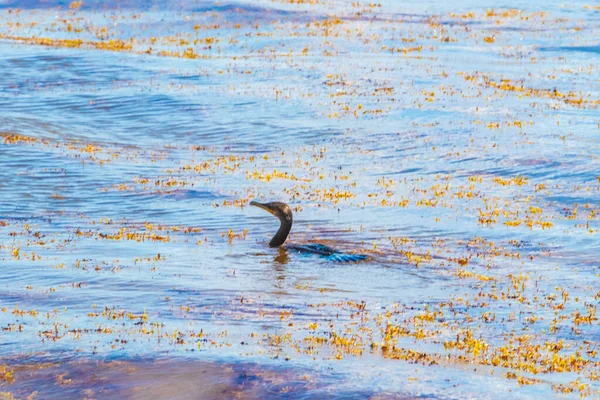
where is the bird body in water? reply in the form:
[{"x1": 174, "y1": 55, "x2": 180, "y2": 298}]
[{"x1": 250, "y1": 201, "x2": 368, "y2": 263}]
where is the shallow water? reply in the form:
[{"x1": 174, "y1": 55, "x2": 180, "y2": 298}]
[{"x1": 0, "y1": 0, "x2": 599, "y2": 398}]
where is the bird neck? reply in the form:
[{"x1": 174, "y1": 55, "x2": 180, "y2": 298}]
[{"x1": 269, "y1": 219, "x2": 292, "y2": 247}]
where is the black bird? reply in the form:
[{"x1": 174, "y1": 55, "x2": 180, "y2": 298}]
[{"x1": 250, "y1": 201, "x2": 368, "y2": 262}]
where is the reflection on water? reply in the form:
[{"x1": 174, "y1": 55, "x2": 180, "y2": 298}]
[
  {"x1": 0, "y1": 0, "x2": 599, "y2": 398},
  {"x1": 274, "y1": 248, "x2": 289, "y2": 265}
]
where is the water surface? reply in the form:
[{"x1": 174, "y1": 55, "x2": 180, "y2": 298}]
[{"x1": 0, "y1": 0, "x2": 599, "y2": 398}]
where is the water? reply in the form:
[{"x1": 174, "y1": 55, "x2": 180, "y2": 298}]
[{"x1": 0, "y1": 0, "x2": 599, "y2": 398}]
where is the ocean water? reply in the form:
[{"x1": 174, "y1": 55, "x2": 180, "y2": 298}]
[{"x1": 0, "y1": 0, "x2": 599, "y2": 398}]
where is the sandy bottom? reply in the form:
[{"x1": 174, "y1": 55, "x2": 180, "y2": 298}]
[{"x1": 2, "y1": 357, "x2": 416, "y2": 399}]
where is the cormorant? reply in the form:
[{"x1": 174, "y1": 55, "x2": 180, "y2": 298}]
[{"x1": 250, "y1": 201, "x2": 368, "y2": 262}]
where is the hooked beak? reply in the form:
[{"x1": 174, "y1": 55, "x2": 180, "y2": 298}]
[{"x1": 250, "y1": 201, "x2": 277, "y2": 216}]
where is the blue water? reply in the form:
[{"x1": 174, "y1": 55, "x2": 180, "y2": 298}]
[{"x1": 0, "y1": 1, "x2": 599, "y2": 398}]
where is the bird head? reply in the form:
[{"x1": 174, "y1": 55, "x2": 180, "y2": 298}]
[{"x1": 250, "y1": 201, "x2": 293, "y2": 225}]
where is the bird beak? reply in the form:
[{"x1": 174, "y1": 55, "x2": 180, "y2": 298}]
[{"x1": 250, "y1": 201, "x2": 277, "y2": 216}]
